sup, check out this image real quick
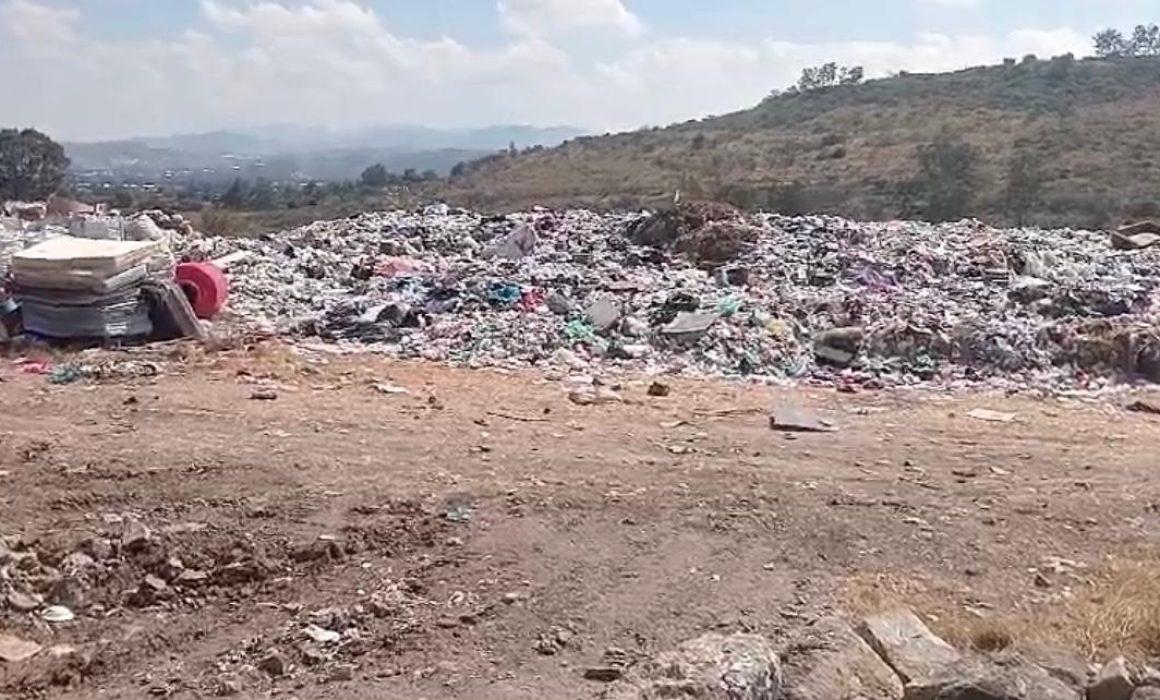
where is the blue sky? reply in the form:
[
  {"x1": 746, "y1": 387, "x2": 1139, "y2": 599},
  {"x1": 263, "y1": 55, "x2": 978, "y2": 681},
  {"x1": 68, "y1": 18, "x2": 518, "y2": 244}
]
[
  {"x1": 59, "y1": 0, "x2": 1153, "y2": 45},
  {"x1": 1, "y1": 0, "x2": 1155, "y2": 139}
]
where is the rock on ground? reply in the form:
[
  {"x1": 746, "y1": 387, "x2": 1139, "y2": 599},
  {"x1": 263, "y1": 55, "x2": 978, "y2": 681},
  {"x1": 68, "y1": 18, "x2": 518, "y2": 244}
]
[
  {"x1": 904, "y1": 654, "x2": 1081, "y2": 700},
  {"x1": 1090, "y1": 657, "x2": 1136, "y2": 700},
  {"x1": 780, "y1": 617, "x2": 903, "y2": 700},
  {"x1": 856, "y1": 609, "x2": 962, "y2": 686},
  {"x1": 615, "y1": 633, "x2": 782, "y2": 699}
]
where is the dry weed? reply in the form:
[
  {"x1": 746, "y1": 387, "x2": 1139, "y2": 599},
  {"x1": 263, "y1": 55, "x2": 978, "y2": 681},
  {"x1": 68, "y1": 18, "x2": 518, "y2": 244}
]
[
  {"x1": 839, "y1": 554, "x2": 1160, "y2": 661},
  {"x1": 1063, "y1": 557, "x2": 1160, "y2": 659}
]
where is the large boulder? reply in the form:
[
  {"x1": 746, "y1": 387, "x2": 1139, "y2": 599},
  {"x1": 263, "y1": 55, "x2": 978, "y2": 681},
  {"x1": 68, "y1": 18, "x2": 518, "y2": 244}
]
[
  {"x1": 1089, "y1": 657, "x2": 1135, "y2": 700},
  {"x1": 781, "y1": 617, "x2": 904, "y2": 700},
  {"x1": 617, "y1": 633, "x2": 782, "y2": 699},
  {"x1": 905, "y1": 653, "x2": 1082, "y2": 700},
  {"x1": 856, "y1": 609, "x2": 962, "y2": 686}
]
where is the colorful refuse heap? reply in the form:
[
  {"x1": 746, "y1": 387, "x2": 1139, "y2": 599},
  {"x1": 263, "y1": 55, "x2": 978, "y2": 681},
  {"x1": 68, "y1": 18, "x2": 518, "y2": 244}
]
[
  {"x1": 10, "y1": 236, "x2": 175, "y2": 339},
  {"x1": 173, "y1": 205, "x2": 1160, "y2": 390}
]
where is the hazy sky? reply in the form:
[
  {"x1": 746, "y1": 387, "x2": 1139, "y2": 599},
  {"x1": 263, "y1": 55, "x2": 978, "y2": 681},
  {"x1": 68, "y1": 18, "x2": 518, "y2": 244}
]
[{"x1": 0, "y1": 0, "x2": 1151, "y2": 141}]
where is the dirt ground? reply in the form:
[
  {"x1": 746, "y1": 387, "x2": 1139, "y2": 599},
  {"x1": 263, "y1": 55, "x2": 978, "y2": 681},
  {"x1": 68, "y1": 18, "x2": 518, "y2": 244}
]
[{"x1": 2, "y1": 344, "x2": 1160, "y2": 699}]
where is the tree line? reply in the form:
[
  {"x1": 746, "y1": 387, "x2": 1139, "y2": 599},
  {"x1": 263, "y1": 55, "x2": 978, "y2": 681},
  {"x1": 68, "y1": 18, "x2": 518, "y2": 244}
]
[{"x1": 1094, "y1": 24, "x2": 1160, "y2": 58}]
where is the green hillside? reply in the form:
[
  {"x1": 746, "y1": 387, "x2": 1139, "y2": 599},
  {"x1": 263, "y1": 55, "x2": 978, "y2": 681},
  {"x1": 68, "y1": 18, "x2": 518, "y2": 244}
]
[{"x1": 446, "y1": 55, "x2": 1160, "y2": 228}]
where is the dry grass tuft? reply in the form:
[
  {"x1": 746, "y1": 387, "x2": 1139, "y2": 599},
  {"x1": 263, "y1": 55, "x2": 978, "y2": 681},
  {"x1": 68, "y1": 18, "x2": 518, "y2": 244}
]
[
  {"x1": 969, "y1": 623, "x2": 1015, "y2": 653},
  {"x1": 1063, "y1": 558, "x2": 1160, "y2": 659},
  {"x1": 839, "y1": 554, "x2": 1160, "y2": 662}
]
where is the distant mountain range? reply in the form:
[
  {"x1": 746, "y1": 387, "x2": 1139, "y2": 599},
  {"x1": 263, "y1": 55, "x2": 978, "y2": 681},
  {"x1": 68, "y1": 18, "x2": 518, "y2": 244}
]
[{"x1": 66, "y1": 125, "x2": 585, "y2": 184}]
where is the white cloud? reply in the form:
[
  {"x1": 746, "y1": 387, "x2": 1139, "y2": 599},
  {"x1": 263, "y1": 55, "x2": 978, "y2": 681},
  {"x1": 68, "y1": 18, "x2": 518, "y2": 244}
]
[
  {"x1": 498, "y1": 0, "x2": 642, "y2": 37},
  {"x1": 916, "y1": 0, "x2": 982, "y2": 8},
  {"x1": 0, "y1": 0, "x2": 79, "y2": 43},
  {"x1": 0, "y1": 0, "x2": 1093, "y2": 140},
  {"x1": 591, "y1": 29, "x2": 1091, "y2": 129}
]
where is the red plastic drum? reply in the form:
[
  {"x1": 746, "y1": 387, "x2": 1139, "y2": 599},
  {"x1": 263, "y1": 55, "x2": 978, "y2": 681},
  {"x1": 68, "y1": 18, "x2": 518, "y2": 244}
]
[{"x1": 175, "y1": 262, "x2": 229, "y2": 319}]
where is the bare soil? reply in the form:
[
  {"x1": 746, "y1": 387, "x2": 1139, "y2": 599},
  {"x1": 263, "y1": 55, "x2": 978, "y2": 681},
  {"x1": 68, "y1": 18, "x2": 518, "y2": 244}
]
[{"x1": 2, "y1": 345, "x2": 1160, "y2": 698}]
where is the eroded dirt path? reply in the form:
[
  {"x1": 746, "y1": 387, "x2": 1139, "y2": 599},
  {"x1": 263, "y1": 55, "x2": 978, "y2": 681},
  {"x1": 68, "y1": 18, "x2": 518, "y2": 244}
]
[{"x1": 2, "y1": 349, "x2": 1160, "y2": 698}]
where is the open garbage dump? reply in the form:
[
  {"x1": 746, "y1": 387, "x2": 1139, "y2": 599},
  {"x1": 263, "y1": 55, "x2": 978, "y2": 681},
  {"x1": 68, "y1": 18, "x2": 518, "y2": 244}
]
[{"x1": 174, "y1": 203, "x2": 1160, "y2": 390}]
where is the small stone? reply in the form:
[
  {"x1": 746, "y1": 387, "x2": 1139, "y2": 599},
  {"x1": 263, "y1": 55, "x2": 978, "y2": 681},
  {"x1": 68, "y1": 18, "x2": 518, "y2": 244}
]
[
  {"x1": 622, "y1": 316, "x2": 650, "y2": 337},
  {"x1": 250, "y1": 389, "x2": 278, "y2": 401},
  {"x1": 6, "y1": 591, "x2": 40, "y2": 612},
  {"x1": 121, "y1": 518, "x2": 151, "y2": 552},
  {"x1": 215, "y1": 676, "x2": 243, "y2": 697},
  {"x1": 647, "y1": 381, "x2": 671, "y2": 397},
  {"x1": 298, "y1": 643, "x2": 327, "y2": 666},
  {"x1": 84, "y1": 538, "x2": 114, "y2": 561},
  {"x1": 49, "y1": 577, "x2": 87, "y2": 610},
  {"x1": 61, "y1": 552, "x2": 95, "y2": 572},
  {"x1": 547, "y1": 293, "x2": 575, "y2": 316},
  {"x1": 1089, "y1": 657, "x2": 1134, "y2": 700},
  {"x1": 1034, "y1": 572, "x2": 1053, "y2": 588},
  {"x1": 176, "y1": 569, "x2": 209, "y2": 586},
  {"x1": 144, "y1": 574, "x2": 168, "y2": 592},
  {"x1": 770, "y1": 406, "x2": 837, "y2": 434},
  {"x1": 1139, "y1": 665, "x2": 1160, "y2": 687},
  {"x1": 0, "y1": 634, "x2": 42, "y2": 663},
  {"x1": 161, "y1": 557, "x2": 185, "y2": 580},
  {"x1": 534, "y1": 627, "x2": 573, "y2": 656},
  {"x1": 583, "y1": 666, "x2": 622, "y2": 682},
  {"x1": 258, "y1": 649, "x2": 290, "y2": 677},
  {"x1": 329, "y1": 665, "x2": 355, "y2": 683}
]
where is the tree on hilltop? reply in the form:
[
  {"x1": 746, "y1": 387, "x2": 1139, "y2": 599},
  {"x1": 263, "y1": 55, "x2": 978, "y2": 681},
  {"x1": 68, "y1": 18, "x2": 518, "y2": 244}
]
[
  {"x1": 1094, "y1": 24, "x2": 1160, "y2": 57},
  {"x1": 0, "y1": 128, "x2": 70, "y2": 201},
  {"x1": 796, "y1": 62, "x2": 864, "y2": 92}
]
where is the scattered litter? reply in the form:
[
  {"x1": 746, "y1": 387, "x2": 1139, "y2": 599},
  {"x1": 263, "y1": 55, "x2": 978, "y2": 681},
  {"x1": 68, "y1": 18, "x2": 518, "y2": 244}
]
[
  {"x1": 486, "y1": 411, "x2": 550, "y2": 423},
  {"x1": 371, "y1": 383, "x2": 409, "y2": 395},
  {"x1": 165, "y1": 206, "x2": 1160, "y2": 390},
  {"x1": 1126, "y1": 400, "x2": 1160, "y2": 415},
  {"x1": 41, "y1": 605, "x2": 75, "y2": 623},
  {"x1": 769, "y1": 406, "x2": 837, "y2": 433},
  {"x1": 304, "y1": 625, "x2": 342, "y2": 645},
  {"x1": 966, "y1": 409, "x2": 1017, "y2": 424},
  {"x1": 442, "y1": 503, "x2": 475, "y2": 524},
  {"x1": 48, "y1": 364, "x2": 82, "y2": 385},
  {"x1": 569, "y1": 386, "x2": 623, "y2": 406}
]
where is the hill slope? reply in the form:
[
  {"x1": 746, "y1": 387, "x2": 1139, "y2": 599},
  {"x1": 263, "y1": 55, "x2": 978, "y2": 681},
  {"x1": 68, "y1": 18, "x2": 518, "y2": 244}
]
[{"x1": 446, "y1": 56, "x2": 1160, "y2": 227}]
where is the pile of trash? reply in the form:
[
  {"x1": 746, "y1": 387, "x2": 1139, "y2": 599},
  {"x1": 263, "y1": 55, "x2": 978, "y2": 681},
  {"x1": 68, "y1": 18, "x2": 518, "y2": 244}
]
[
  {"x1": 0, "y1": 204, "x2": 213, "y2": 343},
  {"x1": 174, "y1": 203, "x2": 1160, "y2": 390},
  {"x1": 9, "y1": 237, "x2": 175, "y2": 339}
]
